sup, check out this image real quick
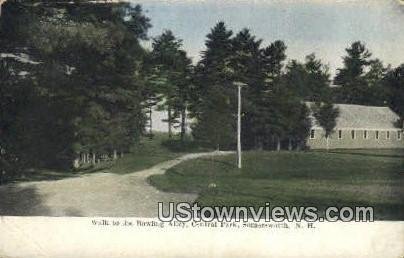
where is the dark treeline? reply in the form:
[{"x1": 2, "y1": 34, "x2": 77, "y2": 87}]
[{"x1": 0, "y1": 1, "x2": 403, "y2": 180}]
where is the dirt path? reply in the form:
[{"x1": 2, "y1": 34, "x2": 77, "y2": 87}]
[{"x1": 0, "y1": 151, "x2": 233, "y2": 217}]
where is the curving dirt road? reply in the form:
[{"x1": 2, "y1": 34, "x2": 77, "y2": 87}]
[{"x1": 0, "y1": 151, "x2": 233, "y2": 217}]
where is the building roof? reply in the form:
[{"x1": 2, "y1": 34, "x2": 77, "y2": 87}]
[{"x1": 307, "y1": 102, "x2": 402, "y2": 130}]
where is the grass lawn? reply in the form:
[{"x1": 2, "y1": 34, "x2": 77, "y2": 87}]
[
  {"x1": 149, "y1": 149, "x2": 404, "y2": 220},
  {"x1": 8, "y1": 133, "x2": 209, "y2": 184}
]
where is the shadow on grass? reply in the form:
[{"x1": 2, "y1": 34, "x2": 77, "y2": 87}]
[
  {"x1": 78, "y1": 163, "x2": 114, "y2": 174},
  {"x1": 313, "y1": 149, "x2": 404, "y2": 159},
  {"x1": 0, "y1": 184, "x2": 51, "y2": 216},
  {"x1": 200, "y1": 188, "x2": 404, "y2": 221},
  {"x1": 9, "y1": 171, "x2": 76, "y2": 184},
  {"x1": 161, "y1": 139, "x2": 210, "y2": 153},
  {"x1": 6, "y1": 162, "x2": 116, "y2": 185},
  {"x1": 196, "y1": 157, "x2": 237, "y2": 169}
]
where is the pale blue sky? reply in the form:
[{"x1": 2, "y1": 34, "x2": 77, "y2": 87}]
[{"x1": 135, "y1": 0, "x2": 404, "y2": 74}]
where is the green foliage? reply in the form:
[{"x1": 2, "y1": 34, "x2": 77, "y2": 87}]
[
  {"x1": 192, "y1": 88, "x2": 236, "y2": 149},
  {"x1": 0, "y1": 1, "x2": 151, "y2": 172},
  {"x1": 383, "y1": 64, "x2": 404, "y2": 120},
  {"x1": 192, "y1": 22, "x2": 316, "y2": 150},
  {"x1": 191, "y1": 22, "x2": 236, "y2": 149},
  {"x1": 262, "y1": 40, "x2": 287, "y2": 81},
  {"x1": 281, "y1": 54, "x2": 331, "y2": 102},
  {"x1": 312, "y1": 102, "x2": 340, "y2": 138},
  {"x1": 334, "y1": 41, "x2": 389, "y2": 105}
]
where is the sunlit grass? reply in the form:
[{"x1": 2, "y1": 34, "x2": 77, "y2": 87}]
[{"x1": 149, "y1": 149, "x2": 404, "y2": 220}]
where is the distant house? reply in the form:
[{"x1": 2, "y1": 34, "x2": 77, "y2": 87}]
[
  {"x1": 149, "y1": 105, "x2": 192, "y2": 134},
  {"x1": 307, "y1": 103, "x2": 404, "y2": 149}
]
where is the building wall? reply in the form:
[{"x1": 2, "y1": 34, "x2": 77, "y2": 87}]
[
  {"x1": 307, "y1": 128, "x2": 404, "y2": 149},
  {"x1": 149, "y1": 108, "x2": 192, "y2": 134}
]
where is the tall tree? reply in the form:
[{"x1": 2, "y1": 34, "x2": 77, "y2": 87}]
[
  {"x1": 150, "y1": 30, "x2": 192, "y2": 140},
  {"x1": 334, "y1": 41, "x2": 374, "y2": 104},
  {"x1": 191, "y1": 22, "x2": 236, "y2": 149},
  {"x1": 229, "y1": 28, "x2": 263, "y2": 150},
  {"x1": 251, "y1": 40, "x2": 288, "y2": 150}
]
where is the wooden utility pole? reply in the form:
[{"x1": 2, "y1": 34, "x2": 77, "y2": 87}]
[
  {"x1": 237, "y1": 84, "x2": 242, "y2": 169},
  {"x1": 234, "y1": 82, "x2": 246, "y2": 169}
]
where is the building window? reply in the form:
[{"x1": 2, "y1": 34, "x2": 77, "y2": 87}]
[
  {"x1": 386, "y1": 131, "x2": 390, "y2": 139},
  {"x1": 363, "y1": 130, "x2": 368, "y2": 139},
  {"x1": 398, "y1": 131, "x2": 402, "y2": 140},
  {"x1": 351, "y1": 130, "x2": 355, "y2": 139},
  {"x1": 310, "y1": 129, "x2": 315, "y2": 139},
  {"x1": 376, "y1": 131, "x2": 379, "y2": 139},
  {"x1": 338, "y1": 130, "x2": 342, "y2": 139}
]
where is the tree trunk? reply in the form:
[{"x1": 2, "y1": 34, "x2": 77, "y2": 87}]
[
  {"x1": 326, "y1": 135, "x2": 330, "y2": 151},
  {"x1": 149, "y1": 106, "x2": 153, "y2": 135},
  {"x1": 288, "y1": 138, "x2": 292, "y2": 151},
  {"x1": 254, "y1": 135, "x2": 263, "y2": 150},
  {"x1": 180, "y1": 108, "x2": 186, "y2": 141},
  {"x1": 168, "y1": 107, "x2": 172, "y2": 138},
  {"x1": 120, "y1": 152, "x2": 124, "y2": 158},
  {"x1": 92, "y1": 153, "x2": 96, "y2": 165},
  {"x1": 113, "y1": 150, "x2": 118, "y2": 160},
  {"x1": 0, "y1": 171, "x2": 5, "y2": 185},
  {"x1": 73, "y1": 157, "x2": 80, "y2": 169},
  {"x1": 276, "y1": 136, "x2": 281, "y2": 152}
]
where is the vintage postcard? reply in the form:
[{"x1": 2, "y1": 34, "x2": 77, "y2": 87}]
[{"x1": 0, "y1": 0, "x2": 403, "y2": 257}]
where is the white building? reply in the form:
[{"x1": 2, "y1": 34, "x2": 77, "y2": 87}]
[{"x1": 307, "y1": 103, "x2": 404, "y2": 149}]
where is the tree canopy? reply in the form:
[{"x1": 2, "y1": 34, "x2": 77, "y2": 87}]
[
  {"x1": 0, "y1": 1, "x2": 151, "y2": 173},
  {"x1": 1, "y1": 4, "x2": 402, "y2": 181}
]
